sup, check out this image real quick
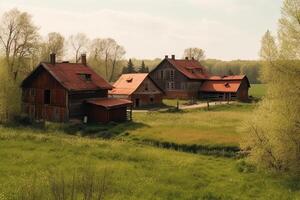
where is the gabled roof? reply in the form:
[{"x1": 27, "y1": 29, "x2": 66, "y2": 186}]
[
  {"x1": 200, "y1": 80, "x2": 243, "y2": 93},
  {"x1": 21, "y1": 62, "x2": 113, "y2": 91},
  {"x1": 207, "y1": 75, "x2": 246, "y2": 81},
  {"x1": 110, "y1": 73, "x2": 157, "y2": 95},
  {"x1": 200, "y1": 75, "x2": 250, "y2": 93},
  {"x1": 86, "y1": 98, "x2": 132, "y2": 109},
  {"x1": 165, "y1": 58, "x2": 209, "y2": 80}
]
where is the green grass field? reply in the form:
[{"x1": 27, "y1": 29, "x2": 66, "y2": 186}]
[
  {"x1": 129, "y1": 103, "x2": 254, "y2": 148},
  {"x1": 249, "y1": 84, "x2": 266, "y2": 99},
  {"x1": 2, "y1": 84, "x2": 291, "y2": 199},
  {"x1": 0, "y1": 126, "x2": 299, "y2": 199}
]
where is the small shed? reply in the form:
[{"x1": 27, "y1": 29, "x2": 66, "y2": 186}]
[
  {"x1": 109, "y1": 73, "x2": 163, "y2": 108},
  {"x1": 85, "y1": 98, "x2": 132, "y2": 123},
  {"x1": 199, "y1": 75, "x2": 250, "y2": 101}
]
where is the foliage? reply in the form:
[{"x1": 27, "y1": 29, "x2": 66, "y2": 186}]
[
  {"x1": 203, "y1": 59, "x2": 262, "y2": 84},
  {"x1": 0, "y1": 8, "x2": 40, "y2": 81},
  {"x1": 89, "y1": 38, "x2": 125, "y2": 81},
  {"x1": 242, "y1": 0, "x2": 300, "y2": 173},
  {"x1": 183, "y1": 47, "x2": 205, "y2": 61},
  {"x1": 40, "y1": 32, "x2": 65, "y2": 61},
  {"x1": 138, "y1": 60, "x2": 149, "y2": 73},
  {"x1": 122, "y1": 58, "x2": 136, "y2": 74}
]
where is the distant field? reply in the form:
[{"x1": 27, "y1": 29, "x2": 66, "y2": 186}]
[
  {"x1": 249, "y1": 84, "x2": 266, "y2": 98},
  {"x1": 0, "y1": 126, "x2": 298, "y2": 199},
  {"x1": 129, "y1": 103, "x2": 254, "y2": 148}
]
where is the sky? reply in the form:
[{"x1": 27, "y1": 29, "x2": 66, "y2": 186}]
[{"x1": 0, "y1": 0, "x2": 282, "y2": 60}]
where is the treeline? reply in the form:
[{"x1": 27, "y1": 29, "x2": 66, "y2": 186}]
[{"x1": 203, "y1": 59, "x2": 262, "y2": 83}]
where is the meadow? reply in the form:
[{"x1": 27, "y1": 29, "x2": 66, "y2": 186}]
[
  {"x1": 3, "y1": 83, "x2": 298, "y2": 200},
  {"x1": 0, "y1": 125, "x2": 299, "y2": 200}
]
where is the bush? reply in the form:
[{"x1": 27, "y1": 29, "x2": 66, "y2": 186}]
[
  {"x1": 12, "y1": 114, "x2": 32, "y2": 125},
  {"x1": 236, "y1": 160, "x2": 256, "y2": 173}
]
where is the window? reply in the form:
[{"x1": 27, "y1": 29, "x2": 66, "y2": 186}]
[
  {"x1": 150, "y1": 97, "x2": 154, "y2": 103},
  {"x1": 170, "y1": 70, "x2": 174, "y2": 81},
  {"x1": 167, "y1": 82, "x2": 175, "y2": 90},
  {"x1": 44, "y1": 89, "x2": 51, "y2": 104},
  {"x1": 78, "y1": 73, "x2": 92, "y2": 81},
  {"x1": 144, "y1": 83, "x2": 148, "y2": 91}
]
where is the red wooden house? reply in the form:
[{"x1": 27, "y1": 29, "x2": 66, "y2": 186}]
[
  {"x1": 109, "y1": 73, "x2": 163, "y2": 107},
  {"x1": 21, "y1": 54, "x2": 132, "y2": 123}
]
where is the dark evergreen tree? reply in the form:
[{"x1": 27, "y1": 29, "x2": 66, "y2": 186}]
[
  {"x1": 127, "y1": 59, "x2": 136, "y2": 73},
  {"x1": 138, "y1": 60, "x2": 147, "y2": 73}
]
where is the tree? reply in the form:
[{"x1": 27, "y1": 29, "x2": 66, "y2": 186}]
[
  {"x1": 126, "y1": 59, "x2": 135, "y2": 73},
  {"x1": 138, "y1": 61, "x2": 149, "y2": 73},
  {"x1": 0, "y1": 8, "x2": 40, "y2": 81},
  {"x1": 89, "y1": 38, "x2": 125, "y2": 81},
  {"x1": 242, "y1": 0, "x2": 300, "y2": 173},
  {"x1": 41, "y1": 32, "x2": 65, "y2": 61},
  {"x1": 183, "y1": 48, "x2": 205, "y2": 61},
  {"x1": 68, "y1": 33, "x2": 89, "y2": 63}
]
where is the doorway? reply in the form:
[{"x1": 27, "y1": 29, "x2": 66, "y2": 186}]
[{"x1": 135, "y1": 98, "x2": 140, "y2": 107}]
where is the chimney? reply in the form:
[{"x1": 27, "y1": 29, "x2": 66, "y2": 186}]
[
  {"x1": 185, "y1": 57, "x2": 189, "y2": 60},
  {"x1": 81, "y1": 54, "x2": 87, "y2": 65},
  {"x1": 50, "y1": 53, "x2": 56, "y2": 65},
  {"x1": 171, "y1": 55, "x2": 175, "y2": 60},
  {"x1": 165, "y1": 55, "x2": 169, "y2": 59}
]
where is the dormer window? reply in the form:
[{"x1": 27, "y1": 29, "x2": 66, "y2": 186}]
[
  {"x1": 78, "y1": 73, "x2": 92, "y2": 81},
  {"x1": 126, "y1": 77, "x2": 133, "y2": 82}
]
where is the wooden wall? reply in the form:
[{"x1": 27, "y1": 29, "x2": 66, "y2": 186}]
[
  {"x1": 22, "y1": 67, "x2": 68, "y2": 122},
  {"x1": 68, "y1": 90, "x2": 107, "y2": 119},
  {"x1": 149, "y1": 60, "x2": 203, "y2": 99},
  {"x1": 86, "y1": 104, "x2": 127, "y2": 123}
]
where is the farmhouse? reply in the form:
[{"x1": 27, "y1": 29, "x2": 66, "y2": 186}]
[
  {"x1": 21, "y1": 53, "x2": 132, "y2": 123},
  {"x1": 149, "y1": 55, "x2": 250, "y2": 101},
  {"x1": 109, "y1": 73, "x2": 163, "y2": 107},
  {"x1": 149, "y1": 55, "x2": 209, "y2": 99}
]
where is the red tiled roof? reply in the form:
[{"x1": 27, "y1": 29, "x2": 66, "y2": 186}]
[
  {"x1": 200, "y1": 80, "x2": 242, "y2": 93},
  {"x1": 22, "y1": 62, "x2": 113, "y2": 91},
  {"x1": 207, "y1": 75, "x2": 246, "y2": 81},
  {"x1": 109, "y1": 73, "x2": 148, "y2": 95},
  {"x1": 167, "y1": 59, "x2": 209, "y2": 80},
  {"x1": 86, "y1": 98, "x2": 132, "y2": 109},
  {"x1": 43, "y1": 63, "x2": 113, "y2": 91}
]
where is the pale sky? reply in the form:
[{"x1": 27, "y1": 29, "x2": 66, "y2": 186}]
[{"x1": 0, "y1": 0, "x2": 282, "y2": 60}]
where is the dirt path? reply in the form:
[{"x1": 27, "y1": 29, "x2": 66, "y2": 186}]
[{"x1": 132, "y1": 101, "x2": 233, "y2": 113}]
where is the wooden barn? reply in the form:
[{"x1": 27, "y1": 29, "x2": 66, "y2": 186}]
[
  {"x1": 109, "y1": 73, "x2": 163, "y2": 107},
  {"x1": 21, "y1": 53, "x2": 132, "y2": 123},
  {"x1": 149, "y1": 55, "x2": 209, "y2": 99},
  {"x1": 199, "y1": 75, "x2": 250, "y2": 101},
  {"x1": 149, "y1": 55, "x2": 250, "y2": 101}
]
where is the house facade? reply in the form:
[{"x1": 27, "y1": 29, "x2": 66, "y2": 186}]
[
  {"x1": 150, "y1": 55, "x2": 250, "y2": 101},
  {"x1": 21, "y1": 54, "x2": 132, "y2": 123},
  {"x1": 149, "y1": 55, "x2": 209, "y2": 99},
  {"x1": 109, "y1": 73, "x2": 163, "y2": 107}
]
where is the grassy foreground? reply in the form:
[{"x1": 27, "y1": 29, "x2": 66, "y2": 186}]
[{"x1": 0, "y1": 126, "x2": 299, "y2": 200}]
